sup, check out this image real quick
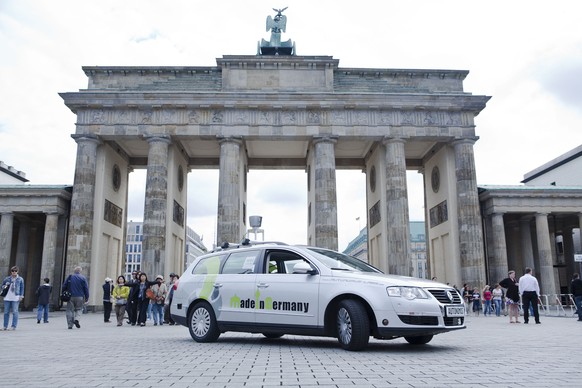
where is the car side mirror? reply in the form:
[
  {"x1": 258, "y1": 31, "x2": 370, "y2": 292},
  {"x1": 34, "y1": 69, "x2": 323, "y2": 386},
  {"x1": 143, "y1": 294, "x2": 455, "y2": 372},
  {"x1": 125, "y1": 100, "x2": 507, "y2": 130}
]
[{"x1": 292, "y1": 262, "x2": 317, "y2": 275}]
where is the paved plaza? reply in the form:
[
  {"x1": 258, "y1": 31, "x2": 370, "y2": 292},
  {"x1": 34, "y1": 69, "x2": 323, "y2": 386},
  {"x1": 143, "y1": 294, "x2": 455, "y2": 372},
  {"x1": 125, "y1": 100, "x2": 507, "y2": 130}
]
[{"x1": 2, "y1": 310, "x2": 581, "y2": 387}]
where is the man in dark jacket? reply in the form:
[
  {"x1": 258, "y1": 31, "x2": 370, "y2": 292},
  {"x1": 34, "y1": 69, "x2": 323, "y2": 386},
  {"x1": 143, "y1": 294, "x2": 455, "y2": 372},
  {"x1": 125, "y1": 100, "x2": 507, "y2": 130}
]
[
  {"x1": 63, "y1": 266, "x2": 89, "y2": 329},
  {"x1": 35, "y1": 278, "x2": 52, "y2": 324},
  {"x1": 102, "y1": 277, "x2": 113, "y2": 323},
  {"x1": 125, "y1": 271, "x2": 141, "y2": 326},
  {"x1": 571, "y1": 273, "x2": 582, "y2": 321}
]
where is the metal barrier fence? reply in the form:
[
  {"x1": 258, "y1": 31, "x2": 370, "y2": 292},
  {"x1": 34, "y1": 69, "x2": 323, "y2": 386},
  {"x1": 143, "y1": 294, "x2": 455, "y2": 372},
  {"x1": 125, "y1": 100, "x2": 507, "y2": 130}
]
[
  {"x1": 465, "y1": 294, "x2": 578, "y2": 317},
  {"x1": 537, "y1": 293, "x2": 578, "y2": 317}
]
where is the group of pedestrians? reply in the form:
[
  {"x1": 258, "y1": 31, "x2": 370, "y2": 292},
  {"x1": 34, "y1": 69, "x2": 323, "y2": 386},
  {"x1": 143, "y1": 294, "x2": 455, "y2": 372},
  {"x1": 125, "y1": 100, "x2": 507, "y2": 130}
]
[
  {"x1": 460, "y1": 267, "x2": 543, "y2": 324},
  {"x1": 1, "y1": 265, "x2": 180, "y2": 331},
  {"x1": 104, "y1": 271, "x2": 179, "y2": 327}
]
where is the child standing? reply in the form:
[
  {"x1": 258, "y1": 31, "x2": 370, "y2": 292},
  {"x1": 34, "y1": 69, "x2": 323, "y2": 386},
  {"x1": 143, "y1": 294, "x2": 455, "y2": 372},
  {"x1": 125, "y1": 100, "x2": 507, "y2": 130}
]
[{"x1": 35, "y1": 277, "x2": 52, "y2": 324}]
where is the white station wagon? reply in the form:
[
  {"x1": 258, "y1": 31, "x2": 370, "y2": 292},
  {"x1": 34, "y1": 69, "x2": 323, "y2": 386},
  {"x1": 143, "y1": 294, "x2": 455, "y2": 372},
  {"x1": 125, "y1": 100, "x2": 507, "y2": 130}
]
[{"x1": 170, "y1": 241, "x2": 465, "y2": 351}]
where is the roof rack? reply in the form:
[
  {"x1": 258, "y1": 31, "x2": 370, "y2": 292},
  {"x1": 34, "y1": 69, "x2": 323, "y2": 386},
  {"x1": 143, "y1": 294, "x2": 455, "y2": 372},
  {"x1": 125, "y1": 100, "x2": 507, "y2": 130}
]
[{"x1": 211, "y1": 239, "x2": 288, "y2": 252}]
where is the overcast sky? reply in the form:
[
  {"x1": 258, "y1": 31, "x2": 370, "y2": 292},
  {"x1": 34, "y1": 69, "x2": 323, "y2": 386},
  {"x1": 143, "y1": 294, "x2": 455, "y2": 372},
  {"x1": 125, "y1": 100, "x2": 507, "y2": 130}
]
[{"x1": 1, "y1": 0, "x2": 581, "y2": 251}]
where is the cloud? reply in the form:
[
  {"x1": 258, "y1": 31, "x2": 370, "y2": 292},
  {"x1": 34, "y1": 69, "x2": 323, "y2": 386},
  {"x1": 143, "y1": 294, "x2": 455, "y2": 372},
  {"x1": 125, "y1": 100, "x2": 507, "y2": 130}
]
[
  {"x1": 533, "y1": 51, "x2": 582, "y2": 111},
  {"x1": 131, "y1": 29, "x2": 161, "y2": 44}
]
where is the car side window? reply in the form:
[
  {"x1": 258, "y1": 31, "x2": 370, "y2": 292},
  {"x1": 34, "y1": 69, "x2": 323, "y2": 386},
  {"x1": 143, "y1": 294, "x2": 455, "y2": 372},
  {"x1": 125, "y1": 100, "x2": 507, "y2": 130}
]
[
  {"x1": 192, "y1": 255, "x2": 224, "y2": 275},
  {"x1": 264, "y1": 250, "x2": 311, "y2": 274},
  {"x1": 221, "y1": 250, "x2": 260, "y2": 274}
]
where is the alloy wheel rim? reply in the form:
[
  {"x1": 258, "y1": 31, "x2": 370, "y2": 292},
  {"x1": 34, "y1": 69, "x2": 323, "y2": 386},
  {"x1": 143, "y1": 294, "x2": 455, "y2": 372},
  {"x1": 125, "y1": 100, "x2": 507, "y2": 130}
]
[{"x1": 337, "y1": 307, "x2": 352, "y2": 344}]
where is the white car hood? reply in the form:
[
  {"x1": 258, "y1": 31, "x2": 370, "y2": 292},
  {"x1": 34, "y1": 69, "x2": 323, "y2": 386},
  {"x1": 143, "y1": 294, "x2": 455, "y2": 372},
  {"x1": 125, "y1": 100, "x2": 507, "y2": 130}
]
[{"x1": 330, "y1": 270, "x2": 448, "y2": 288}]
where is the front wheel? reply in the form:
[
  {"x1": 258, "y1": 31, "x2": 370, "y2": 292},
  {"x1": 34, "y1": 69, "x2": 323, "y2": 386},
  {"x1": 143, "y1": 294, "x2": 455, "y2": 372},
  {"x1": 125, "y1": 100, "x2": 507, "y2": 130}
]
[
  {"x1": 188, "y1": 301, "x2": 220, "y2": 343},
  {"x1": 262, "y1": 333, "x2": 284, "y2": 339},
  {"x1": 336, "y1": 299, "x2": 370, "y2": 351},
  {"x1": 404, "y1": 335, "x2": 433, "y2": 345}
]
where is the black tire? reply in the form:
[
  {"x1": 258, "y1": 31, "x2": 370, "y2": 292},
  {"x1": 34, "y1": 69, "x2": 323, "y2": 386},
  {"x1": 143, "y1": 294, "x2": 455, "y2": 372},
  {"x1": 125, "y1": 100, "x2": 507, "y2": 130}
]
[
  {"x1": 404, "y1": 335, "x2": 433, "y2": 345},
  {"x1": 336, "y1": 299, "x2": 370, "y2": 351},
  {"x1": 262, "y1": 333, "x2": 284, "y2": 339},
  {"x1": 188, "y1": 301, "x2": 220, "y2": 343}
]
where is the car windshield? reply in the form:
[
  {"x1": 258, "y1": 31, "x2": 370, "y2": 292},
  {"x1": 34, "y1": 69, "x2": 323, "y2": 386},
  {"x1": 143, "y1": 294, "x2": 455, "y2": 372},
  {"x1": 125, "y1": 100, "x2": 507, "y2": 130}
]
[{"x1": 306, "y1": 248, "x2": 382, "y2": 273}]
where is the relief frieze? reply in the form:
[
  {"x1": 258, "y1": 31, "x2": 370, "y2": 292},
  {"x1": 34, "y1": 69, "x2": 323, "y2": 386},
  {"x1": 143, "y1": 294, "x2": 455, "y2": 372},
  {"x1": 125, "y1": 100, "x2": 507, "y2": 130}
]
[
  {"x1": 78, "y1": 107, "x2": 463, "y2": 128},
  {"x1": 116, "y1": 110, "x2": 132, "y2": 124},
  {"x1": 140, "y1": 110, "x2": 153, "y2": 124},
  {"x1": 92, "y1": 109, "x2": 105, "y2": 124},
  {"x1": 234, "y1": 111, "x2": 249, "y2": 123},
  {"x1": 353, "y1": 111, "x2": 369, "y2": 125},
  {"x1": 307, "y1": 110, "x2": 321, "y2": 124},
  {"x1": 162, "y1": 109, "x2": 176, "y2": 123},
  {"x1": 259, "y1": 111, "x2": 273, "y2": 124},
  {"x1": 379, "y1": 111, "x2": 393, "y2": 125},
  {"x1": 188, "y1": 110, "x2": 201, "y2": 124},
  {"x1": 104, "y1": 199, "x2": 123, "y2": 228},
  {"x1": 282, "y1": 111, "x2": 297, "y2": 124},
  {"x1": 331, "y1": 111, "x2": 346, "y2": 125},
  {"x1": 424, "y1": 111, "x2": 436, "y2": 126},
  {"x1": 446, "y1": 112, "x2": 462, "y2": 126},
  {"x1": 211, "y1": 110, "x2": 224, "y2": 123}
]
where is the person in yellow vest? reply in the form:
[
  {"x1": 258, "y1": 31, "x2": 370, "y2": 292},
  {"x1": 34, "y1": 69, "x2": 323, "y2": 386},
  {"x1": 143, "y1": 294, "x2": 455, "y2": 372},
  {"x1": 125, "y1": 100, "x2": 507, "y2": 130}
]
[{"x1": 111, "y1": 275, "x2": 130, "y2": 326}]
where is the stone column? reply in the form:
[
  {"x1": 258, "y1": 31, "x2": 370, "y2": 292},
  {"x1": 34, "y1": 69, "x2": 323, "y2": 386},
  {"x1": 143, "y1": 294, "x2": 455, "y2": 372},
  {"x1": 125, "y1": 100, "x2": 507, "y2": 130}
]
[
  {"x1": 0, "y1": 212, "x2": 15, "y2": 276},
  {"x1": 14, "y1": 218, "x2": 30, "y2": 275},
  {"x1": 67, "y1": 134, "x2": 101, "y2": 277},
  {"x1": 142, "y1": 135, "x2": 171, "y2": 278},
  {"x1": 520, "y1": 217, "x2": 535, "y2": 270},
  {"x1": 535, "y1": 213, "x2": 558, "y2": 296},
  {"x1": 40, "y1": 213, "x2": 60, "y2": 283},
  {"x1": 491, "y1": 213, "x2": 509, "y2": 284},
  {"x1": 312, "y1": 136, "x2": 338, "y2": 251},
  {"x1": 383, "y1": 137, "x2": 411, "y2": 276},
  {"x1": 217, "y1": 137, "x2": 244, "y2": 245},
  {"x1": 453, "y1": 138, "x2": 486, "y2": 287}
]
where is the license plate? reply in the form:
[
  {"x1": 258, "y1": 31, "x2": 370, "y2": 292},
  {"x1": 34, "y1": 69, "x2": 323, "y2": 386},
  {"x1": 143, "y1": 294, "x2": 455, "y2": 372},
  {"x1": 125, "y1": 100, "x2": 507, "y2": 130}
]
[{"x1": 446, "y1": 305, "x2": 465, "y2": 317}]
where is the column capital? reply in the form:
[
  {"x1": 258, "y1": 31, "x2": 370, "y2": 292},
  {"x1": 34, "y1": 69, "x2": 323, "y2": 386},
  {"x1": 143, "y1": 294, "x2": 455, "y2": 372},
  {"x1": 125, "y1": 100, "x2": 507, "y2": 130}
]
[
  {"x1": 451, "y1": 136, "x2": 479, "y2": 147},
  {"x1": 144, "y1": 134, "x2": 172, "y2": 144},
  {"x1": 217, "y1": 135, "x2": 243, "y2": 145},
  {"x1": 382, "y1": 136, "x2": 407, "y2": 145},
  {"x1": 312, "y1": 135, "x2": 338, "y2": 145},
  {"x1": 71, "y1": 134, "x2": 102, "y2": 145}
]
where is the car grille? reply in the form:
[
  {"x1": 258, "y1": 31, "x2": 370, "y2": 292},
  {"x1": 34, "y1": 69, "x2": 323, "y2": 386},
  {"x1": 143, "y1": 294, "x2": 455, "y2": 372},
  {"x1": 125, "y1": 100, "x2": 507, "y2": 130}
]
[
  {"x1": 427, "y1": 288, "x2": 462, "y2": 304},
  {"x1": 398, "y1": 315, "x2": 439, "y2": 326}
]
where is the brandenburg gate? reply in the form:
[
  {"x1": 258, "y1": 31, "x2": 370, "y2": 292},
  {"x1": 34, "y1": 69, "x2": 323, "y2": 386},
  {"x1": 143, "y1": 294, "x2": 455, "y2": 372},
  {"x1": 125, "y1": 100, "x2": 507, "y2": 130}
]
[{"x1": 60, "y1": 11, "x2": 489, "y2": 305}]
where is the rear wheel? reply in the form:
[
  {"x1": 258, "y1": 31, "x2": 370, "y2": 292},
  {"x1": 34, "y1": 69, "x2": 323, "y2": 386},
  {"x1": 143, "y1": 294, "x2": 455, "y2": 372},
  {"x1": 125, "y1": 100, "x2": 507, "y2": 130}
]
[
  {"x1": 188, "y1": 301, "x2": 220, "y2": 342},
  {"x1": 336, "y1": 299, "x2": 370, "y2": 351},
  {"x1": 404, "y1": 335, "x2": 433, "y2": 345}
]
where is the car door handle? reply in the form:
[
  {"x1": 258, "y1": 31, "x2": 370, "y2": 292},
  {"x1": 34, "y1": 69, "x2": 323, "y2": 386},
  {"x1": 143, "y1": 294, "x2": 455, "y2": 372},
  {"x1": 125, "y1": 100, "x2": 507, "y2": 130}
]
[{"x1": 257, "y1": 283, "x2": 269, "y2": 288}]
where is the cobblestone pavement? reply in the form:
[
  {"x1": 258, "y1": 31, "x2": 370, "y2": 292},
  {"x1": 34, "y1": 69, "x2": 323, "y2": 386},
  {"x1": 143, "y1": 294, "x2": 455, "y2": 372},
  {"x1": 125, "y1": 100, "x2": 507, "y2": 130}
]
[{"x1": 2, "y1": 310, "x2": 581, "y2": 387}]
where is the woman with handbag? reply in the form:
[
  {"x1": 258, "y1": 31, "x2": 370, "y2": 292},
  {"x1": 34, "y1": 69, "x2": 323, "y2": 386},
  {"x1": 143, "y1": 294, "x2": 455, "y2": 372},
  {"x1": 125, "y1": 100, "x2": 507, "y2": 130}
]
[
  {"x1": 2, "y1": 266, "x2": 25, "y2": 330},
  {"x1": 111, "y1": 276, "x2": 130, "y2": 326}
]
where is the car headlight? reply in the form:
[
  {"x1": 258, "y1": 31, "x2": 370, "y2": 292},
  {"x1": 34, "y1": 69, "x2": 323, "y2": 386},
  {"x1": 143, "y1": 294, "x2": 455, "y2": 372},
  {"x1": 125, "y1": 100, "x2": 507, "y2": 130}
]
[{"x1": 386, "y1": 286, "x2": 429, "y2": 300}]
